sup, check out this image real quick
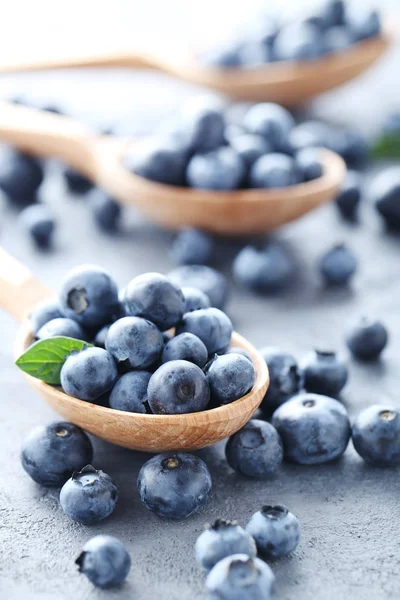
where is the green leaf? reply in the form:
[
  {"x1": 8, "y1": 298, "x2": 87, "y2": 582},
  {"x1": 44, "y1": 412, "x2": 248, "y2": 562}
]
[
  {"x1": 371, "y1": 134, "x2": 400, "y2": 160},
  {"x1": 15, "y1": 336, "x2": 92, "y2": 385}
]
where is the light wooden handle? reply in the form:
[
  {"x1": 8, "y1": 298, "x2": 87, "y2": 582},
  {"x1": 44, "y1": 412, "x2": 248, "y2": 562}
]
[
  {"x1": 0, "y1": 249, "x2": 52, "y2": 322},
  {"x1": 0, "y1": 102, "x2": 96, "y2": 177}
]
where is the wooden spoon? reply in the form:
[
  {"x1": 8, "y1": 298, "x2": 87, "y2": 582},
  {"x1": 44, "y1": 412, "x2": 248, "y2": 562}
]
[
  {"x1": 0, "y1": 102, "x2": 345, "y2": 235},
  {"x1": 0, "y1": 249, "x2": 269, "y2": 452},
  {"x1": 0, "y1": 32, "x2": 391, "y2": 104}
]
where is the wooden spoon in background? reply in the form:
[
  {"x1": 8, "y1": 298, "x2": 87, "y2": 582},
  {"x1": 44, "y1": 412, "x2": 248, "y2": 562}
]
[{"x1": 0, "y1": 103, "x2": 345, "y2": 235}]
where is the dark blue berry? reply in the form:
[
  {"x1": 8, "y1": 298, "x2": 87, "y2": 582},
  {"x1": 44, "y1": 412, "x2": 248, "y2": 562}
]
[
  {"x1": 243, "y1": 103, "x2": 295, "y2": 151},
  {"x1": 109, "y1": 371, "x2": 151, "y2": 413},
  {"x1": 246, "y1": 505, "x2": 301, "y2": 558},
  {"x1": 272, "y1": 392, "x2": 351, "y2": 464},
  {"x1": 63, "y1": 167, "x2": 93, "y2": 194},
  {"x1": 302, "y1": 349, "x2": 348, "y2": 397},
  {"x1": 181, "y1": 286, "x2": 211, "y2": 312},
  {"x1": 147, "y1": 360, "x2": 210, "y2": 414},
  {"x1": 176, "y1": 307, "x2": 233, "y2": 355},
  {"x1": 20, "y1": 422, "x2": 93, "y2": 486},
  {"x1": 94, "y1": 324, "x2": 111, "y2": 348},
  {"x1": 233, "y1": 242, "x2": 295, "y2": 293},
  {"x1": 36, "y1": 317, "x2": 86, "y2": 341},
  {"x1": 60, "y1": 465, "x2": 118, "y2": 524},
  {"x1": 76, "y1": 535, "x2": 131, "y2": 588},
  {"x1": 273, "y1": 23, "x2": 327, "y2": 62},
  {"x1": 352, "y1": 405, "x2": 400, "y2": 466},
  {"x1": 195, "y1": 520, "x2": 257, "y2": 571},
  {"x1": 0, "y1": 145, "x2": 43, "y2": 206},
  {"x1": 345, "y1": 317, "x2": 388, "y2": 361},
  {"x1": 105, "y1": 316, "x2": 163, "y2": 370},
  {"x1": 319, "y1": 243, "x2": 357, "y2": 285},
  {"x1": 186, "y1": 147, "x2": 245, "y2": 191},
  {"x1": 168, "y1": 265, "x2": 228, "y2": 309},
  {"x1": 229, "y1": 134, "x2": 271, "y2": 168},
  {"x1": 29, "y1": 299, "x2": 63, "y2": 335},
  {"x1": 206, "y1": 554, "x2": 275, "y2": 600},
  {"x1": 90, "y1": 190, "x2": 121, "y2": 232},
  {"x1": 226, "y1": 419, "x2": 283, "y2": 478},
  {"x1": 320, "y1": 0, "x2": 346, "y2": 28},
  {"x1": 61, "y1": 347, "x2": 118, "y2": 401},
  {"x1": 124, "y1": 272, "x2": 184, "y2": 331},
  {"x1": 260, "y1": 347, "x2": 302, "y2": 410},
  {"x1": 295, "y1": 148, "x2": 323, "y2": 181},
  {"x1": 161, "y1": 333, "x2": 208, "y2": 368},
  {"x1": 170, "y1": 227, "x2": 214, "y2": 266},
  {"x1": 335, "y1": 170, "x2": 362, "y2": 219},
  {"x1": 202, "y1": 42, "x2": 242, "y2": 68},
  {"x1": 207, "y1": 354, "x2": 255, "y2": 405},
  {"x1": 346, "y1": 7, "x2": 381, "y2": 42},
  {"x1": 372, "y1": 167, "x2": 400, "y2": 229},
  {"x1": 137, "y1": 453, "x2": 212, "y2": 518},
  {"x1": 327, "y1": 128, "x2": 369, "y2": 168},
  {"x1": 184, "y1": 102, "x2": 226, "y2": 152},
  {"x1": 60, "y1": 265, "x2": 120, "y2": 329},
  {"x1": 324, "y1": 26, "x2": 352, "y2": 53},
  {"x1": 238, "y1": 42, "x2": 272, "y2": 68},
  {"x1": 19, "y1": 204, "x2": 56, "y2": 248},
  {"x1": 124, "y1": 137, "x2": 187, "y2": 186},
  {"x1": 250, "y1": 153, "x2": 298, "y2": 188}
]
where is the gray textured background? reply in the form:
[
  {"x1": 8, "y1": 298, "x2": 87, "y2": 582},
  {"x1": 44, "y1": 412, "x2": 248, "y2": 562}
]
[{"x1": 1, "y1": 1, "x2": 400, "y2": 598}]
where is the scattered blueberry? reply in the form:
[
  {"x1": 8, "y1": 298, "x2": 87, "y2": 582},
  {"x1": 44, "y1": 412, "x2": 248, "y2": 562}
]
[
  {"x1": 205, "y1": 554, "x2": 275, "y2": 600},
  {"x1": 89, "y1": 190, "x2": 122, "y2": 232},
  {"x1": 181, "y1": 286, "x2": 211, "y2": 312},
  {"x1": 137, "y1": 453, "x2": 212, "y2": 518},
  {"x1": 243, "y1": 103, "x2": 295, "y2": 151},
  {"x1": 60, "y1": 265, "x2": 120, "y2": 329},
  {"x1": 124, "y1": 136, "x2": 187, "y2": 186},
  {"x1": 19, "y1": 204, "x2": 56, "y2": 248},
  {"x1": 295, "y1": 148, "x2": 323, "y2": 181},
  {"x1": 345, "y1": 317, "x2": 388, "y2": 361},
  {"x1": 319, "y1": 243, "x2": 357, "y2": 285},
  {"x1": 372, "y1": 167, "x2": 400, "y2": 229},
  {"x1": 36, "y1": 317, "x2": 86, "y2": 341},
  {"x1": 186, "y1": 147, "x2": 245, "y2": 190},
  {"x1": 63, "y1": 167, "x2": 93, "y2": 194},
  {"x1": 147, "y1": 360, "x2": 210, "y2": 414},
  {"x1": 302, "y1": 349, "x2": 348, "y2": 397},
  {"x1": 177, "y1": 307, "x2": 233, "y2": 355},
  {"x1": 195, "y1": 520, "x2": 257, "y2": 571},
  {"x1": 20, "y1": 422, "x2": 93, "y2": 486},
  {"x1": 225, "y1": 419, "x2": 283, "y2": 478},
  {"x1": 0, "y1": 144, "x2": 43, "y2": 206},
  {"x1": 60, "y1": 347, "x2": 118, "y2": 401},
  {"x1": 105, "y1": 316, "x2": 163, "y2": 370},
  {"x1": 124, "y1": 272, "x2": 184, "y2": 330},
  {"x1": 60, "y1": 465, "x2": 118, "y2": 524},
  {"x1": 335, "y1": 170, "x2": 362, "y2": 219},
  {"x1": 272, "y1": 392, "x2": 351, "y2": 464},
  {"x1": 250, "y1": 153, "x2": 298, "y2": 188},
  {"x1": 170, "y1": 227, "x2": 214, "y2": 265},
  {"x1": 207, "y1": 354, "x2": 255, "y2": 405},
  {"x1": 168, "y1": 265, "x2": 228, "y2": 309},
  {"x1": 229, "y1": 134, "x2": 271, "y2": 167},
  {"x1": 233, "y1": 242, "x2": 295, "y2": 293},
  {"x1": 109, "y1": 371, "x2": 152, "y2": 413},
  {"x1": 29, "y1": 299, "x2": 63, "y2": 335},
  {"x1": 76, "y1": 535, "x2": 131, "y2": 588},
  {"x1": 161, "y1": 333, "x2": 208, "y2": 368},
  {"x1": 246, "y1": 504, "x2": 301, "y2": 558},
  {"x1": 352, "y1": 405, "x2": 400, "y2": 466},
  {"x1": 259, "y1": 347, "x2": 302, "y2": 410}
]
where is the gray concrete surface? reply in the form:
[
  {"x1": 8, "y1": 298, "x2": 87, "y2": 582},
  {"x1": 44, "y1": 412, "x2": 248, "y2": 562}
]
[{"x1": 1, "y1": 1, "x2": 400, "y2": 598}]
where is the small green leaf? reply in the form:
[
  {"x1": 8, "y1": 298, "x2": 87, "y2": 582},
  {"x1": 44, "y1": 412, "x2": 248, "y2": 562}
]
[
  {"x1": 15, "y1": 336, "x2": 92, "y2": 385},
  {"x1": 371, "y1": 134, "x2": 400, "y2": 160}
]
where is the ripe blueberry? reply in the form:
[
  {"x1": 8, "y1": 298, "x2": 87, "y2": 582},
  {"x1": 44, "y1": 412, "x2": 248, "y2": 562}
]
[
  {"x1": 109, "y1": 371, "x2": 152, "y2": 413},
  {"x1": 195, "y1": 519, "x2": 257, "y2": 571},
  {"x1": 246, "y1": 504, "x2": 301, "y2": 558},
  {"x1": 345, "y1": 317, "x2": 388, "y2": 361},
  {"x1": 206, "y1": 353, "x2": 255, "y2": 405},
  {"x1": 105, "y1": 316, "x2": 163, "y2": 369},
  {"x1": 352, "y1": 405, "x2": 400, "y2": 466},
  {"x1": 177, "y1": 307, "x2": 233, "y2": 355},
  {"x1": 302, "y1": 349, "x2": 348, "y2": 397},
  {"x1": 60, "y1": 347, "x2": 118, "y2": 401},
  {"x1": 76, "y1": 535, "x2": 131, "y2": 588}
]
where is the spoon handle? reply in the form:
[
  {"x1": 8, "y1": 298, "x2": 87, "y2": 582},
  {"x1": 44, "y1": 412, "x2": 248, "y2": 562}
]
[
  {"x1": 0, "y1": 102, "x2": 96, "y2": 178},
  {"x1": 0, "y1": 249, "x2": 51, "y2": 322}
]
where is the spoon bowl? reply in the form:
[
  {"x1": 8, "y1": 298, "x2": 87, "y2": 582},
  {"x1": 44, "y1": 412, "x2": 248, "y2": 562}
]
[{"x1": 0, "y1": 103, "x2": 346, "y2": 234}]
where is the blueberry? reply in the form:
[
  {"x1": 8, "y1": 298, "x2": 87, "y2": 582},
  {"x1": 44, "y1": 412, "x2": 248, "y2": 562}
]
[
  {"x1": 243, "y1": 103, "x2": 295, "y2": 151},
  {"x1": 324, "y1": 25, "x2": 352, "y2": 53},
  {"x1": 19, "y1": 204, "x2": 56, "y2": 248},
  {"x1": 29, "y1": 299, "x2": 63, "y2": 335},
  {"x1": 202, "y1": 42, "x2": 241, "y2": 68},
  {"x1": 94, "y1": 324, "x2": 111, "y2": 348},
  {"x1": 183, "y1": 101, "x2": 226, "y2": 152},
  {"x1": 60, "y1": 465, "x2": 118, "y2": 524},
  {"x1": 229, "y1": 134, "x2": 271, "y2": 168},
  {"x1": 168, "y1": 265, "x2": 228, "y2": 309},
  {"x1": 89, "y1": 190, "x2": 121, "y2": 232},
  {"x1": 207, "y1": 354, "x2": 255, "y2": 406},
  {"x1": 105, "y1": 316, "x2": 163, "y2": 370},
  {"x1": 327, "y1": 128, "x2": 369, "y2": 169},
  {"x1": 345, "y1": 317, "x2": 388, "y2": 361},
  {"x1": 346, "y1": 7, "x2": 381, "y2": 42},
  {"x1": 147, "y1": 360, "x2": 210, "y2": 414},
  {"x1": 289, "y1": 120, "x2": 331, "y2": 152},
  {"x1": 63, "y1": 167, "x2": 93, "y2": 194},
  {"x1": 250, "y1": 153, "x2": 298, "y2": 188},
  {"x1": 195, "y1": 520, "x2": 257, "y2": 572},
  {"x1": 162, "y1": 333, "x2": 208, "y2": 368},
  {"x1": 20, "y1": 422, "x2": 93, "y2": 486},
  {"x1": 246, "y1": 505, "x2": 300, "y2": 558},
  {"x1": 233, "y1": 242, "x2": 295, "y2": 293},
  {"x1": 0, "y1": 144, "x2": 43, "y2": 206},
  {"x1": 124, "y1": 272, "x2": 184, "y2": 331},
  {"x1": 76, "y1": 535, "x2": 131, "y2": 588},
  {"x1": 320, "y1": 0, "x2": 346, "y2": 28},
  {"x1": 319, "y1": 243, "x2": 357, "y2": 285},
  {"x1": 61, "y1": 347, "x2": 118, "y2": 401},
  {"x1": 60, "y1": 265, "x2": 119, "y2": 329},
  {"x1": 272, "y1": 392, "x2": 351, "y2": 464},
  {"x1": 302, "y1": 349, "x2": 348, "y2": 397},
  {"x1": 170, "y1": 227, "x2": 214, "y2": 266},
  {"x1": 295, "y1": 148, "x2": 323, "y2": 181},
  {"x1": 181, "y1": 286, "x2": 211, "y2": 312},
  {"x1": 108, "y1": 370, "x2": 151, "y2": 413},
  {"x1": 273, "y1": 23, "x2": 327, "y2": 62},
  {"x1": 221, "y1": 346, "x2": 253, "y2": 363},
  {"x1": 372, "y1": 167, "x2": 400, "y2": 229},
  {"x1": 177, "y1": 307, "x2": 233, "y2": 355},
  {"x1": 187, "y1": 147, "x2": 245, "y2": 191},
  {"x1": 225, "y1": 419, "x2": 283, "y2": 478},
  {"x1": 259, "y1": 347, "x2": 302, "y2": 410},
  {"x1": 335, "y1": 170, "x2": 362, "y2": 219},
  {"x1": 36, "y1": 317, "x2": 86, "y2": 341},
  {"x1": 352, "y1": 405, "x2": 400, "y2": 466},
  {"x1": 206, "y1": 554, "x2": 275, "y2": 600},
  {"x1": 238, "y1": 42, "x2": 272, "y2": 68},
  {"x1": 137, "y1": 453, "x2": 212, "y2": 518},
  {"x1": 124, "y1": 136, "x2": 187, "y2": 186},
  {"x1": 247, "y1": 16, "x2": 280, "y2": 48}
]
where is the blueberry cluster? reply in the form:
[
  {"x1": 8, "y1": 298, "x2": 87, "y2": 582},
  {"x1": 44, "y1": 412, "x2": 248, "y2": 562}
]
[
  {"x1": 202, "y1": 1, "x2": 381, "y2": 69},
  {"x1": 29, "y1": 266, "x2": 255, "y2": 413}
]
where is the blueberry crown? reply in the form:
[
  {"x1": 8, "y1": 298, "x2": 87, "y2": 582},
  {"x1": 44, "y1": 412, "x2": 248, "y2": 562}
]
[
  {"x1": 72, "y1": 464, "x2": 98, "y2": 480},
  {"x1": 261, "y1": 504, "x2": 288, "y2": 519},
  {"x1": 208, "y1": 518, "x2": 238, "y2": 531}
]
